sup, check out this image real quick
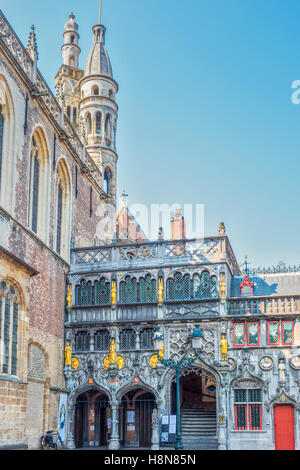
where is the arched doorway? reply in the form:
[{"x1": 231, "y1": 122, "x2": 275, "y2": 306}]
[
  {"x1": 75, "y1": 390, "x2": 111, "y2": 448},
  {"x1": 120, "y1": 389, "x2": 156, "y2": 448},
  {"x1": 171, "y1": 370, "x2": 217, "y2": 445}
]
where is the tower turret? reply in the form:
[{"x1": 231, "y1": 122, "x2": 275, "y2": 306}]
[
  {"x1": 62, "y1": 13, "x2": 80, "y2": 68},
  {"x1": 79, "y1": 16, "x2": 118, "y2": 206}
]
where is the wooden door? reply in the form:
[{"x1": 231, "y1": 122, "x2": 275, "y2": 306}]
[{"x1": 274, "y1": 405, "x2": 295, "y2": 450}]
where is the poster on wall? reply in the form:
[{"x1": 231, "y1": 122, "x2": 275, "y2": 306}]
[{"x1": 58, "y1": 393, "x2": 68, "y2": 442}]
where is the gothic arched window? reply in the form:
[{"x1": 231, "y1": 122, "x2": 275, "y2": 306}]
[
  {"x1": 105, "y1": 114, "x2": 112, "y2": 140},
  {"x1": 73, "y1": 107, "x2": 77, "y2": 123},
  {"x1": 95, "y1": 112, "x2": 101, "y2": 135},
  {"x1": 166, "y1": 273, "x2": 191, "y2": 300},
  {"x1": 55, "y1": 160, "x2": 71, "y2": 259},
  {"x1": 86, "y1": 113, "x2": 92, "y2": 135},
  {"x1": 93, "y1": 86, "x2": 99, "y2": 96},
  {"x1": 75, "y1": 280, "x2": 93, "y2": 306},
  {"x1": 0, "y1": 105, "x2": 4, "y2": 188},
  {"x1": 193, "y1": 271, "x2": 218, "y2": 299},
  {"x1": 94, "y1": 278, "x2": 110, "y2": 305},
  {"x1": 120, "y1": 276, "x2": 137, "y2": 304},
  {"x1": 104, "y1": 168, "x2": 111, "y2": 195},
  {"x1": 28, "y1": 129, "x2": 49, "y2": 240},
  {"x1": 120, "y1": 329, "x2": 136, "y2": 350},
  {"x1": 139, "y1": 275, "x2": 156, "y2": 303},
  {"x1": 95, "y1": 330, "x2": 110, "y2": 351},
  {"x1": 0, "y1": 281, "x2": 19, "y2": 376}
]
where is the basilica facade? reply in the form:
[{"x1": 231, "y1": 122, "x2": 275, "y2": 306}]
[{"x1": 64, "y1": 215, "x2": 300, "y2": 451}]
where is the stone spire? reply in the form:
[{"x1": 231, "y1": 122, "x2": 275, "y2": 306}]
[{"x1": 27, "y1": 25, "x2": 38, "y2": 61}]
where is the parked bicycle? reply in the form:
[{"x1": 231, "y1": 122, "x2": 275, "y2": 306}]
[{"x1": 41, "y1": 430, "x2": 64, "y2": 450}]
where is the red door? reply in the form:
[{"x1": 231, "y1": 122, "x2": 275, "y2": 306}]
[{"x1": 274, "y1": 405, "x2": 295, "y2": 450}]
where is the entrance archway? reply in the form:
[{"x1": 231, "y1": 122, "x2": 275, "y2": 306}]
[
  {"x1": 171, "y1": 370, "x2": 217, "y2": 445},
  {"x1": 120, "y1": 389, "x2": 156, "y2": 448},
  {"x1": 75, "y1": 389, "x2": 111, "y2": 448}
]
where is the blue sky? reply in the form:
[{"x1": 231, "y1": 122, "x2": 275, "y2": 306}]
[{"x1": 2, "y1": 0, "x2": 300, "y2": 267}]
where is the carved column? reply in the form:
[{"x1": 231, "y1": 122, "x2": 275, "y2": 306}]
[
  {"x1": 66, "y1": 400, "x2": 76, "y2": 449},
  {"x1": 109, "y1": 400, "x2": 120, "y2": 450}
]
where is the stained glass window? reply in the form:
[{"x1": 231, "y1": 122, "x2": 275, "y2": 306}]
[
  {"x1": 247, "y1": 322, "x2": 259, "y2": 346},
  {"x1": 139, "y1": 275, "x2": 156, "y2": 303},
  {"x1": 0, "y1": 104, "x2": 4, "y2": 188},
  {"x1": 56, "y1": 182, "x2": 62, "y2": 254},
  {"x1": 268, "y1": 321, "x2": 279, "y2": 345},
  {"x1": 120, "y1": 329, "x2": 136, "y2": 350},
  {"x1": 95, "y1": 330, "x2": 110, "y2": 351},
  {"x1": 0, "y1": 285, "x2": 19, "y2": 376},
  {"x1": 75, "y1": 280, "x2": 93, "y2": 306},
  {"x1": 233, "y1": 323, "x2": 245, "y2": 347},
  {"x1": 166, "y1": 273, "x2": 191, "y2": 301},
  {"x1": 282, "y1": 321, "x2": 293, "y2": 345},
  {"x1": 104, "y1": 168, "x2": 110, "y2": 195},
  {"x1": 120, "y1": 277, "x2": 137, "y2": 304}
]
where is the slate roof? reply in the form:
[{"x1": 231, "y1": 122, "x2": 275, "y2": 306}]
[{"x1": 230, "y1": 272, "x2": 300, "y2": 298}]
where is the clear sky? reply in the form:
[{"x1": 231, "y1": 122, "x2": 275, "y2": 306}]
[{"x1": 2, "y1": 0, "x2": 300, "y2": 268}]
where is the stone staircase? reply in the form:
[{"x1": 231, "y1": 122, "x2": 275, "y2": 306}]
[{"x1": 181, "y1": 405, "x2": 218, "y2": 450}]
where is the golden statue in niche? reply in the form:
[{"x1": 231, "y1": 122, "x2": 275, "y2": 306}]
[
  {"x1": 65, "y1": 342, "x2": 72, "y2": 366},
  {"x1": 109, "y1": 339, "x2": 116, "y2": 364},
  {"x1": 158, "y1": 278, "x2": 164, "y2": 303},
  {"x1": 117, "y1": 355, "x2": 125, "y2": 370},
  {"x1": 220, "y1": 279, "x2": 226, "y2": 299},
  {"x1": 111, "y1": 280, "x2": 117, "y2": 305},
  {"x1": 159, "y1": 343, "x2": 164, "y2": 360},
  {"x1": 103, "y1": 356, "x2": 110, "y2": 370},
  {"x1": 66, "y1": 285, "x2": 72, "y2": 307},
  {"x1": 220, "y1": 334, "x2": 228, "y2": 361}
]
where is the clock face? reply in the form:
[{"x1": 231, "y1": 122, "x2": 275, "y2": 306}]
[
  {"x1": 260, "y1": 356, "x2": 273, "y2": 370},
  {"x1": 290, "y1": 355, "x2": 300, "y2": 370}
]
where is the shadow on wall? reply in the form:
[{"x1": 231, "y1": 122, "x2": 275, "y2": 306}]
[{"x1": 252, "y1": 277, "x2": 278, "y2": 296}]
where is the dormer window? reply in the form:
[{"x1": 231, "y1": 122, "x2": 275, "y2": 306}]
[{"x1": 241, "y1": 276, "x2": 254, "y2": 295}]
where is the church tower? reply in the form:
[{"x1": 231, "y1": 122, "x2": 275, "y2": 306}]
[
  {"x1": 55, "y1": 13, "x2": 83, "y2": 132},
  {"x1": 79, "y1": 15, "x2": 118, "y2": 206}
]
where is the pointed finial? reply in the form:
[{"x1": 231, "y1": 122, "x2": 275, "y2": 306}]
[
  {"x1": 27, "y1": 25, "x2": 38, "y2": 61},
  {"x1": 121, "y1": 190, "x2": 128, "y2": 208},
  {"x1": 243, "y1": 255, "x2": 250, "y2": 276},
  {"x1": 69, "y1": 12, "x2": 75, "y2": 20}
]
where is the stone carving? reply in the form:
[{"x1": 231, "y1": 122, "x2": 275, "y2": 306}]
[{"x1": 259, "y1": 356, "x2": 273, "y2": 371}]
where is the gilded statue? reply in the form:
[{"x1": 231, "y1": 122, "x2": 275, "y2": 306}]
[
  {"x1": 150, "y1": 354, "x2": 158, "y2": 369},
  {"x1": 111, "y1": 280, "x2": 117, "y2": 305},
  {"x1": 109, "y1": 339, "x2": 116, "y2": 364},
  {"x1": 220, "y1": 334, "x2": 228, "y2": 361},
  {"x1": 220, "y1": 279, "x2": 226, "y2": 299},
  {"x1": 72, "y1": 357, "x2": 80, "y2": 371},
  {"x1": 65, "y1": 342, "x2": 72, "y2": 366},
  {"x1": 158, "y1": 278, "x2": 164, "y2": 303},
  {"x1": 103, "y1": 356, "x2": 110, "y2": 370},
  {"x1": 117, "y1": 355, "x2": 125, "y2": 370},
  {"x1": 66, "y1": 285, "x2": 72, "y2": 307}
]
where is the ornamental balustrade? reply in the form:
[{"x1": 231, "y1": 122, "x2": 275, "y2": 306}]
[
  {"x1": 0, "y1": 11, "x2": 103, "y2": 193},
  {"x1": 227, "y1": 296, "x2": 300, "y2": 316},
  {"x1": 71, "y1": 237, "x2": 238, "y2": 273}
]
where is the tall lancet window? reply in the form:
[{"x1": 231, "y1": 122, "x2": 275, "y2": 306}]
[
  {"x1": 30, "y1": 136, "x2": 40, "y2": 234},
  {"x1": 28, "y1": 129, "x2": 49, "y2": 241},
  {"x1": 0, "y1": 104, "x2": 4, "y2": 189},
  {"x1": 105, "y1": 115, "x2": 112, "y2": 140},
  {"x1": 95, "y1": 112, "x2": 101, "y2": 135},
  {"x1": 0, "y1": 281, "x2": 20, "y2": 376},
  {"x1": 86, "y1": 113, "x2": 92, "y2": 135},
  {"x1": 104, "y1": 168, "x2": 111, "y2": 195},
  {"x1": 56, "y1": 179, "x2": 63, "y2": 255}
]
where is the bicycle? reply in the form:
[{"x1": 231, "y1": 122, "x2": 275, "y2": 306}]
[{"x1": 41, "y1": 430, "x2": 64, "y2": 450}]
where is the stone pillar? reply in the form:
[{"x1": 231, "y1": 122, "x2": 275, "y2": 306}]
[
  {"x1": 151, "y1": 408, "x2": 160, "y2": 450},
  {"x1": 90, "y1": 331, "x2": 95, "y2": 352},
  {"x1": 109, "y1": 400, "x2": 120, "y2": 450},
  {"x1": 66, "y1": 401, "x2": 76, "y2": 449}
]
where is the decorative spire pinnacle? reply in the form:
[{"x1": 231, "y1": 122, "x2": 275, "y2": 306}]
[
  {"x1": 219, "y1": 221, "x2": 226, "y2": 235},
  {"x1": 120, "y1": 190, "x2": 128, "y2": 208},
  {"x1": 27, "y1": 25, "x2": 38, "y2": 61}
]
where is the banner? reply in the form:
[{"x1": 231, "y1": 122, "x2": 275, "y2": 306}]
[{"x1": 58, "y1": 393, "x2": 68, "y2": 442}]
